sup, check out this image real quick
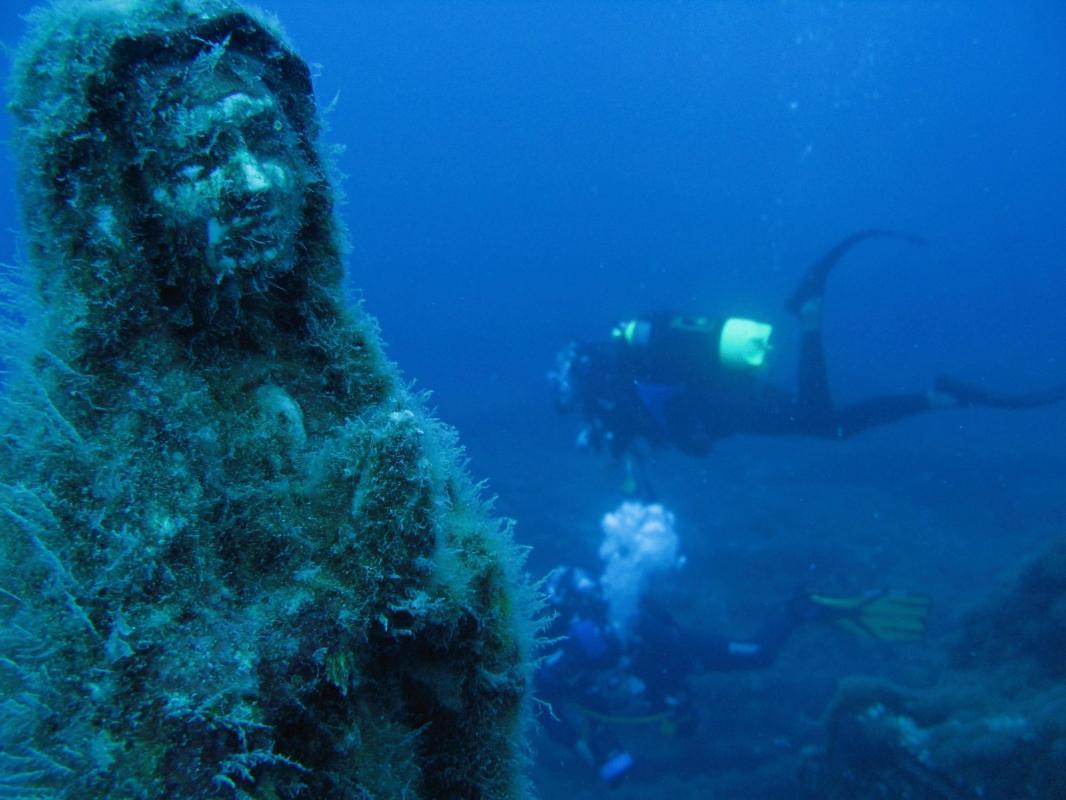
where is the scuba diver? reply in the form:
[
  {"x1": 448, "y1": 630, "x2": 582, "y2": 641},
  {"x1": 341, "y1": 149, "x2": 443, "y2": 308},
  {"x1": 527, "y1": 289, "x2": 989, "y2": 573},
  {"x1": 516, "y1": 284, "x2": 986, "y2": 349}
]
[
  {"x1": 549, "y1": 230, "x2": 1066, "y2": 494},
  {"x1": 537, "y1": 565, "x2": 930, "y2": 787}
]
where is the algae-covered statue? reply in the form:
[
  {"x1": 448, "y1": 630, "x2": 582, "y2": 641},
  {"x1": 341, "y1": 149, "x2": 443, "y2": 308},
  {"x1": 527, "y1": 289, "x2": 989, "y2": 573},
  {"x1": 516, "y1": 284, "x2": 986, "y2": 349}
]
[{"x1": 0, "y1": 1, "x2": 535, "y2": 797}]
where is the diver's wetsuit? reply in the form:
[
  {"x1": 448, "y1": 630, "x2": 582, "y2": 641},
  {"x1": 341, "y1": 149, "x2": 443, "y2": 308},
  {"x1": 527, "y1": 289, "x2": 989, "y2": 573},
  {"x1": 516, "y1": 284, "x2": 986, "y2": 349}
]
[
  {"x1": 537, "y1": 567, "x2": 802, "y2": 784},
  {"x1": 717, "y1": 319, "x2": 932, "y2": 443},
  {"x1": 560, "y1": 229, "x2": 1066, "y2": 460},
  {"x1": 568, "y1": 311, "x2": 932, "y2": 458}
]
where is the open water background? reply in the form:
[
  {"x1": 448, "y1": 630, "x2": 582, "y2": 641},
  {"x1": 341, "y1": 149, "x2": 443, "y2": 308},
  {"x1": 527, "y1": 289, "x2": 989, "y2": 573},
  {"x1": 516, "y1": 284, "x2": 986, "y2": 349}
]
[{"x1": 2, "y1": 2, "x2": 1065, "y2": 796}]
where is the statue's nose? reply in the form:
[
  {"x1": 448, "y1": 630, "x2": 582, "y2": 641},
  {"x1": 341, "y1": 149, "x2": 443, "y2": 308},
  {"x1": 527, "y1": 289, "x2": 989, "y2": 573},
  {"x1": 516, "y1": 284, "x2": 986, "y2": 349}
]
[
  {"x1": 235, "y1": 157, "x2": 273, "y2": 195},
  {"x1": 218, "y1": 146, "x2": 287, "y2": 207}
]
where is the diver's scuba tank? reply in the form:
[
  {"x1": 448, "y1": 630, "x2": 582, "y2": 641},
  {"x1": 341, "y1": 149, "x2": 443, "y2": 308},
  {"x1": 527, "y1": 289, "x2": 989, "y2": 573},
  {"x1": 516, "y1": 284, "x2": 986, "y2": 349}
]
[
  {"x1": 718, "y1": 317, "x2": 773, "y2": 370},
  {"x1": 612, "y1": 314, "x2": 773, "y2": 374}
]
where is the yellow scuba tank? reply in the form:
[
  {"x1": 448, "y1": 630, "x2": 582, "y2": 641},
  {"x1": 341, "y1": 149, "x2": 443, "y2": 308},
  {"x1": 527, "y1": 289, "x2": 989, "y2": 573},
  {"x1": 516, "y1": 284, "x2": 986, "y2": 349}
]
[
  {"x1": 613, "y1": 314, "x2": 773, "y2": 375},
  {"x1": 718, "y1": 317, "x2": 773, "y2": 370}
]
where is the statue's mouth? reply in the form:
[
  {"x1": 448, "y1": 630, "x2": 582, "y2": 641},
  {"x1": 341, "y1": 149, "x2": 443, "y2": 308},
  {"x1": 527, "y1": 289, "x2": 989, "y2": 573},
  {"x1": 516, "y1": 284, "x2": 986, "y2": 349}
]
[{"x1": 206, "y1": 207, "x2": 292, "y2": 283}]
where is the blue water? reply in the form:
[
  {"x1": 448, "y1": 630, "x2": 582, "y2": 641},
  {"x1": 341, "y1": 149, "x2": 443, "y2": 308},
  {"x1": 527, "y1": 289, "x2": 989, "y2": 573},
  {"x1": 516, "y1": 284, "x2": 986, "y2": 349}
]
[{"x1": 2, "y1": 2, "x2": 1064, "y2": 797}]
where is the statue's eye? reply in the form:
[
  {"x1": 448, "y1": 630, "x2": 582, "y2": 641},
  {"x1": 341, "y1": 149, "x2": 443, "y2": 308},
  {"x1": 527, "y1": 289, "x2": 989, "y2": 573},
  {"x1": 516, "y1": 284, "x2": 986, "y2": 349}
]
[
  {"x1": 245, "y1": 111, "x2": 288, "y2": 149},
  {"x1": 193, "y1": 128, "x2": 238, "y2": 165}
]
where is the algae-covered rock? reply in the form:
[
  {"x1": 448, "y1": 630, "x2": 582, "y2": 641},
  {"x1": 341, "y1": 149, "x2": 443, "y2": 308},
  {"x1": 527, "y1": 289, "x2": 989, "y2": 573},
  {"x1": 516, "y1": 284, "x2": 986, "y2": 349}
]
[
  {"x1": 0, "y1": 1, "x2": 535, "y2": 797},
  {"x1": 951, "y1": 537, "x2": 1066, "y2": 679},
  {"x1": 802, "y1": 539, "x2": 1066, "y2": 800}
]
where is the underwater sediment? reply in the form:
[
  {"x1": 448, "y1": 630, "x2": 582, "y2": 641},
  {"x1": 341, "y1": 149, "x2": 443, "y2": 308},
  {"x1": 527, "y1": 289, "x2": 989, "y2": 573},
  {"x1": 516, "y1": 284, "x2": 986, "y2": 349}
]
[
  {"x1": 0, "y1": 1, "x2": 534, "y2": 797},
  {"x1": 802, "y1": 536, "x2": 1066, "y2": 799}
]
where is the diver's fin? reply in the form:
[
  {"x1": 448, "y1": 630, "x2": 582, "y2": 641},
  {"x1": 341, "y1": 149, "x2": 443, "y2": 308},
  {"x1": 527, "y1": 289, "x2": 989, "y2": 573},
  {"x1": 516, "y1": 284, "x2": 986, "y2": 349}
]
[
  {"x1": 808, "y1": 590, "x2": 931, "y2": 642},
  {"x1": 935, "y1": 375, "x2": 1066, "y2": 410},
  {"x1": 785, "y1": 229, "x2": 928, "y2": 317}
]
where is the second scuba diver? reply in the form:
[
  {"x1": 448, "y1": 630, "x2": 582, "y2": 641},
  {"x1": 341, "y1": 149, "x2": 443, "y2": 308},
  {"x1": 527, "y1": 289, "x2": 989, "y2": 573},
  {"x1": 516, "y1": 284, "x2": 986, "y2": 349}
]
[
  {"x1": 537, "y1": 565, "x2": 930, "y2": 787},
  {"x1": 549, "y1": 230, "x2": 1066, "y2": 495}
]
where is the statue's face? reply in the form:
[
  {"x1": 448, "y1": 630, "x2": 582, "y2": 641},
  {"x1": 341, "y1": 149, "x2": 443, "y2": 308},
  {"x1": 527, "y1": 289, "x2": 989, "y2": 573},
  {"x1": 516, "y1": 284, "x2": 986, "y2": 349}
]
[{"x1": 144, "y1": 67, "x2": 309, "y2": 287}]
